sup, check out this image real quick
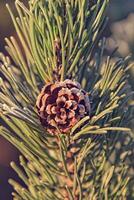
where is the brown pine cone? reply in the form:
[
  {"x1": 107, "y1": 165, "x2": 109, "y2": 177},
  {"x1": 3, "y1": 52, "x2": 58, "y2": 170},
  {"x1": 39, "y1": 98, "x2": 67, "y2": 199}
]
[{"x1": 36, "y1": 79, "x2": 90, "y2": 134}]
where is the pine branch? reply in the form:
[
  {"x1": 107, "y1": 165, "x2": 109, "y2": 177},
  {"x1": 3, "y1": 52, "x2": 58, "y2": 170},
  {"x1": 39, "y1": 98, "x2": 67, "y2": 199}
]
[{"x1": 0, "y1": 0, "x2": 134, "y2": 199}]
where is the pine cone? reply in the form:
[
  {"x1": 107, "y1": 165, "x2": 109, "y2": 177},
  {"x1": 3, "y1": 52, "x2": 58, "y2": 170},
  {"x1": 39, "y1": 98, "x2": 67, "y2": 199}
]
[{"x1": 36, "y1": 79, "x2": 90, "y2": 134}]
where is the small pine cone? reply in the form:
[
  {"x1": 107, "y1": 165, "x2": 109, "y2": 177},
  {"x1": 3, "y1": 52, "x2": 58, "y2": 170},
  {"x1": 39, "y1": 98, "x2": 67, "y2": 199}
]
[{"x1": 36, "y1": 79, "x2": 90, "y2": 134}]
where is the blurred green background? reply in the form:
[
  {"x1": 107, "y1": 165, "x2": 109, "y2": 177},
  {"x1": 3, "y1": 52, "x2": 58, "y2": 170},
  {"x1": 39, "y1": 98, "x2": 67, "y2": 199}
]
[{"x1": 0, "y1": 0, "x2": 134, "y2": 199}]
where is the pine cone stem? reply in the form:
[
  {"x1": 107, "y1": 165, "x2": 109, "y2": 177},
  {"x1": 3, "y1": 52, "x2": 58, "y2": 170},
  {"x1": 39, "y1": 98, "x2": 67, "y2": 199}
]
[
  {"x1": 53, "y1": 38, "x2": 62, "y2": 81},
  {"x1": 57, "y1": 138, "x2": 80, "y2": 200}
]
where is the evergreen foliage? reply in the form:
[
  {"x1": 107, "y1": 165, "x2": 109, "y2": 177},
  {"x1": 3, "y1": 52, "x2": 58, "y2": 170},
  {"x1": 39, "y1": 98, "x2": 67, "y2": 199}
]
[{"x1": 0, "y1": 0, "x2": 134, "y2": 199}]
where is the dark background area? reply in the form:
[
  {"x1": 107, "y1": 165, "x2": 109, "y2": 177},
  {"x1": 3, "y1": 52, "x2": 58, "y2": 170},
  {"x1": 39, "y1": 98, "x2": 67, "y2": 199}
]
[{"x1": 0, "y1": 0, "x2": 134, "y2": 199}]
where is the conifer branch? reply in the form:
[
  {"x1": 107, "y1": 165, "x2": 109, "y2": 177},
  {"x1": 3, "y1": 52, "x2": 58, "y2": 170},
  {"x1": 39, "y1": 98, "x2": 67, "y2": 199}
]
[{"x1": 0, "y1": 0, "x2": 134, "y2": 199}]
